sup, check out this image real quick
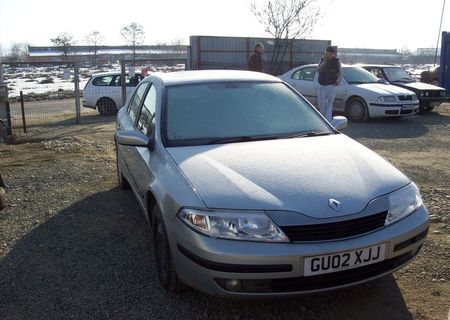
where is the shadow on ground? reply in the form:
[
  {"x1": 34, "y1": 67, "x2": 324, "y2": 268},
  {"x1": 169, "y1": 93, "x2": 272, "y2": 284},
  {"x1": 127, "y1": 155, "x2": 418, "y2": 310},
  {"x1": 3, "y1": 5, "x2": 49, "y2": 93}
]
[
  {"x1": 0, "y1": 188, "x2": 413, "y2": 320},
  {"x1": 342, "y1": 112, "x2": 450, "y2": 140}
]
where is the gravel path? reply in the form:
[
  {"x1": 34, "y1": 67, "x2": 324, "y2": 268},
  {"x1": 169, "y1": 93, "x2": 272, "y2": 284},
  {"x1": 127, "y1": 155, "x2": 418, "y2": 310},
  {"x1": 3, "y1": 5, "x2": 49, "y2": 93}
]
[{"x1": 1, "y1": 106, "x2": 449, "y2": 320}]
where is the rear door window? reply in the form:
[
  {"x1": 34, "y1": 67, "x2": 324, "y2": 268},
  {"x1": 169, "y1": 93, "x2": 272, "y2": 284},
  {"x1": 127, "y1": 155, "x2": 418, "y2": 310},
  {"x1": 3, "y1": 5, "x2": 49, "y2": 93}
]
[
  {"x1": 110, "y1": 74, "x2": 142, "y2": 87},
  {"x1": 292, "y1": 67, "x2": 316, "y2": 81}
]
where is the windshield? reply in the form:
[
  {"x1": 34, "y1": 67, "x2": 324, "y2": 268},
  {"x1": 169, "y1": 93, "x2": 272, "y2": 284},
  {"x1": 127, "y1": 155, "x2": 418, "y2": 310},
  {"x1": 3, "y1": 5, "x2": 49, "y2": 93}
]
[
  {"x1": 164, "y1": 82, "x2": 333, "y2": 147},
  {"x1": 342, "y1": 67, "x2": 379, "y2": 84},
  {"x1": 383, "y1": 67, "x2": 415, "y2": 82}
]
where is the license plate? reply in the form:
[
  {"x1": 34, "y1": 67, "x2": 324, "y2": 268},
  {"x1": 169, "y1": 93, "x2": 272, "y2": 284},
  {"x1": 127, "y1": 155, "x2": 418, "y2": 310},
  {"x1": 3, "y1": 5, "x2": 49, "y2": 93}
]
[
  {"x1": 402, "y1": 104, "x2": 414, "y2": 110},
  {"x1": 430, "y1": 102, "x2": 440, "y2": 107},
  {"x1": 303, "y1": 244, "x2": 386, "y2": 277}
]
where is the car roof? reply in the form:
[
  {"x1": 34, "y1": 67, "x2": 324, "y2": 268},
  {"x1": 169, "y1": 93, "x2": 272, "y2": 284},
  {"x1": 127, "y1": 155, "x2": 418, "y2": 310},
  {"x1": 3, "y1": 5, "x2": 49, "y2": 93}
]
[
  {"x1": 146, "y1": 70, "x2": 281, "y2": 86},
  {"x1": 290, "y1": 64, "x2": 361, "y2": 71},
  {"x1": 91, "y1": 71, "x2": 141, "y2": 77},
  {"x1": 357, "y1": 64, "x2": 400, "y2": 68}
]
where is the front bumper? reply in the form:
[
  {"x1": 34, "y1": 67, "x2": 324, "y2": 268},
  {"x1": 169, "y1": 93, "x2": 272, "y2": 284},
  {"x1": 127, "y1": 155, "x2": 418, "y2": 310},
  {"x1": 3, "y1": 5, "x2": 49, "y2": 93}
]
[
  {"x1": 368, "y1": 102, "x2": 420, "y2": 117},
  {"x1": 167, "y1": 207, "x2": 429, "y2": 297},
  {"x1": 419, "y1": 96, "x2": 450, "y2": 106}
]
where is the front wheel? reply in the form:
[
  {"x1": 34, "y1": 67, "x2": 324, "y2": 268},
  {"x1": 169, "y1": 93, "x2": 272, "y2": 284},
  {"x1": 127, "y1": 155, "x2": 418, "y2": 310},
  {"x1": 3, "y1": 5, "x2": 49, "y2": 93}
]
[
  {"x1": 152, "y1": 206, "x2": 183, "y2": 292},
  {"x1": 345, "y1": 97, "x2": 369, "y2": 122}
]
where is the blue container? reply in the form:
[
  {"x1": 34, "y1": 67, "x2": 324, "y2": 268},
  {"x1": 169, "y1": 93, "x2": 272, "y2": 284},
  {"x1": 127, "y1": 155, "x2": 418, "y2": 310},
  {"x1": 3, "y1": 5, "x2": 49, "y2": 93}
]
[{"x1": 439, "y1": 31, "x2": 450, "y2": 92}]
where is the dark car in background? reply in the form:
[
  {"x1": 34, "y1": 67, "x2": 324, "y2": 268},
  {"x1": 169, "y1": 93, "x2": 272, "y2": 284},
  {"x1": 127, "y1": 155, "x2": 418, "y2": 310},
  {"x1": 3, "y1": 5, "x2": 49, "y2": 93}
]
[{"x1": 361, "y1": 65, "x2": 449, "y2": 113}]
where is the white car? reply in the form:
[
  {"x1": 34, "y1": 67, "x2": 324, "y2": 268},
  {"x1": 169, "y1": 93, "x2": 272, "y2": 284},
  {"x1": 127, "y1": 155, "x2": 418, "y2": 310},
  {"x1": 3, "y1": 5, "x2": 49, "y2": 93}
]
[
  {"x1": 83, "y1": 71, "x2": 143, "y2": 115},
  {"x1": 279, "y1": 64, "x2": 420, "y2": 121}
]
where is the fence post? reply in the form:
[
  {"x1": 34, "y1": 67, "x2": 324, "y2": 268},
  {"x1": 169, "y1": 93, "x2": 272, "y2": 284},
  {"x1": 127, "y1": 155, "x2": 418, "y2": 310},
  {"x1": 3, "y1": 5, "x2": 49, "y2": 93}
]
[
  {"x1": 5, "y1": 101, "x2": 12, "y2": 136},
  {"x1": 74, "y1": 63, "x2": 81, "y2": 124},
  {"x1": 121, "y1": 59, "x2": 126, "y2": 106},
  {"x1": 0, "y1": 63, "x2": 3, "y2": 84},
  {"x1": 20, "y1": 91, "x2": 26, "y2": 133}
]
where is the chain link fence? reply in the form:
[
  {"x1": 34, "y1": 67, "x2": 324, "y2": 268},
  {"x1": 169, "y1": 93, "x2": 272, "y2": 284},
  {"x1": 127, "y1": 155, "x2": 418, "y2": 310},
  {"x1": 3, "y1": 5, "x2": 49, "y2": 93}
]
[
  {"x1": 2, "y1": 62, "x2": 92, "y2": 131},
  {"x1": 0, "y1": 58, "x2": 187, "y2": 135}
]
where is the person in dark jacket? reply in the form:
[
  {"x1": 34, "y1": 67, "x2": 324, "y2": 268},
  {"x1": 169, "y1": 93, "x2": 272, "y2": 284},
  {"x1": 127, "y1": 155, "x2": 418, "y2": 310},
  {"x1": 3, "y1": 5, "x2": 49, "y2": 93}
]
[
  {"x1": 248, "y1": 43, "x2": 264, "y2": 72},
  {"x1": 317, "y1": 46, "x2": 341, "y2": 122}
]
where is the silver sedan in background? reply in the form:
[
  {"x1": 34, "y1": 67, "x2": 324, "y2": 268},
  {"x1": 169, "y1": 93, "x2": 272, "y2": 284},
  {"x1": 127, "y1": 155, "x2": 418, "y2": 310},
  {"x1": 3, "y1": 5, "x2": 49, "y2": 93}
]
[
  {"x1": 115, "y1": 70, "x2": 428, "y2": 297},
  {"x1": 279, "y1": 64, "x2": 420, "y2": 121}
]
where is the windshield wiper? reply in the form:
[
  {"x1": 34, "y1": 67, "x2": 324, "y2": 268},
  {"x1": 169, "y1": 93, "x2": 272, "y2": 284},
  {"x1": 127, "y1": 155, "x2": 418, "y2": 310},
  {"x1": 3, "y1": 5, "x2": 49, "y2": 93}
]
[
  {"x1": 348, "y1": 81, "x2": 366, "y2": 84},
  {"x1": 208, "y1": 135, "x2": 277, "y2": 145},
  {"x1": 282, "y1": 131, "x2": 332, "y2": 139}
]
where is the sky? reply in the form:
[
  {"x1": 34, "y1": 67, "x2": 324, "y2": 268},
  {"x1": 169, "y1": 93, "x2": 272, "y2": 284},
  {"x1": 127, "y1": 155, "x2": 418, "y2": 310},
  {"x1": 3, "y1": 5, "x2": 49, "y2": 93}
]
[{"x1": 0, "y1": 0, "x2": 449, "y2": 53}]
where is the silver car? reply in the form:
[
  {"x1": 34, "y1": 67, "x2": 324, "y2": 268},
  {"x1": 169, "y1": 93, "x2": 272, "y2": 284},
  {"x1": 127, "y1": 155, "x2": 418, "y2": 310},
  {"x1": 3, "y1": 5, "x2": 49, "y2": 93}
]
[
  {"x1": 115, "y1": 70, "x2": 429, "y2": 297},
  {"x1": 279, "y1": 65, "x2": 420, "y2": 121}
]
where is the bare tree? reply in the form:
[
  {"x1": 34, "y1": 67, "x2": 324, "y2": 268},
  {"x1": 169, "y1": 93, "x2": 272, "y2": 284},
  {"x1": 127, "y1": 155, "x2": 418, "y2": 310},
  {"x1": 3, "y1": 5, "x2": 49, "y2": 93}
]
[
  {"x1": 50, "y1": 33, "x2": 74, "y2": 61},
  {"x1": 85, "y1": 31, "x2": 105, "y2": 65},
  {"x1": 8, "y1": 42, "x2": 29, "y2": 60},
  {"x1": 120, "y1": 22, "x2": 145, "y2": 62},
  {"x1": 251, "y1": 0, "x2": 320, "y2": 74}
]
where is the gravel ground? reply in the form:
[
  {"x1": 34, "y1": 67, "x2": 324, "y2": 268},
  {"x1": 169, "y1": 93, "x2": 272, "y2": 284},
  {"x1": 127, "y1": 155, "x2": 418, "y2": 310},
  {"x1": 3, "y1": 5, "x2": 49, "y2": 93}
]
[{"x1": 0, "y1": 106, "x2": 449, "y2": 320}]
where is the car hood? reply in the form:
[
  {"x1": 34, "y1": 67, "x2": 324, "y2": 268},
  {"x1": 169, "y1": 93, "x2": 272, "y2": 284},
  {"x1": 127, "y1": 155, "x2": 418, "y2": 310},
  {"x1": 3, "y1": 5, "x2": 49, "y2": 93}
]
[
  {"x1": 167, "y1": 135, "x2": 410, "y2": 219},
  {"x1": 355, "y1": 83, "x2": 415, "y2": 95},
  {"x1": 390, "y1": 81, "x2": 445, "y2": 91}
]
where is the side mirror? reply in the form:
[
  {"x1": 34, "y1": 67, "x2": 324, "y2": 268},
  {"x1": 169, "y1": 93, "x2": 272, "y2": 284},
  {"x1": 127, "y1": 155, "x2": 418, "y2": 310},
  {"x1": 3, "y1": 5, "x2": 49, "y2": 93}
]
[
  {"x1": 331, "y1": 116, "x2": 348, "y2": 130},
  {"x1": 116, "y1": 130, "x2": 154, "y2": 149}
]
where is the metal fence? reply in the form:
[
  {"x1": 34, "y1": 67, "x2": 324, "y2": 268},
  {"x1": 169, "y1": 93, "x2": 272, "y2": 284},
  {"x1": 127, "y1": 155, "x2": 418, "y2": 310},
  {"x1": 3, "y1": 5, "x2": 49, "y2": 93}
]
[
  {"x1": 189, "y1": 35, "x2": 331, "y2": 75},
  {"x1": 0, "y1": 58, "x2": 187, "y2": 134},
  {"x1": 1, "y1": 61, "x2": 94, "y2": 132}
]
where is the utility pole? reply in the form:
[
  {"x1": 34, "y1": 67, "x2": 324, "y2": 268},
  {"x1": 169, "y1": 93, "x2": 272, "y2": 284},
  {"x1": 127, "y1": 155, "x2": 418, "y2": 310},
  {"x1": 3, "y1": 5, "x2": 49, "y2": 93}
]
[{"x1": 434, "y1": 0, "x2": 446, "y2": 66}]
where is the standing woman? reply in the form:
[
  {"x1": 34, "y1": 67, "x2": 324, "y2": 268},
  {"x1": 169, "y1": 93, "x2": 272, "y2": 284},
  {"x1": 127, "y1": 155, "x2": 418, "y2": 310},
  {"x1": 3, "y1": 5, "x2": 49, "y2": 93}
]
[{"x1": 248, "y1": 43, "x2": 264, "y2": 72}]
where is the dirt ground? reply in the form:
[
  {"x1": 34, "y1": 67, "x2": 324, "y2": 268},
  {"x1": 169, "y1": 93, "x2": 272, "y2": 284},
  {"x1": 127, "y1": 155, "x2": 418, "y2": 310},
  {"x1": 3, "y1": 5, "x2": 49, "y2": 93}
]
[{"x1": 0, "y1": 106, "x2": 449, "y2": 320}]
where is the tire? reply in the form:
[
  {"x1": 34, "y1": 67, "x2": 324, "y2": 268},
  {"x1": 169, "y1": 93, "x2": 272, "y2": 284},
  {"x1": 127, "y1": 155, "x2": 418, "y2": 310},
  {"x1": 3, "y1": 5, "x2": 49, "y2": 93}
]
[
  {"x1": 116, "y1": 145, "x2": 130, "y2": 189},
  {"x1": 152, "y1": 206, "x2": 183, "y2": 292},
  {"x1": 419, "y1": 102, "x2": 434, "y2": 113},
  {"x1": 345, "y1": 97, "x2": 369, "y2": 122},
  {"x1": 97, "y1": 98, "x2": 117, "y2": 116}
]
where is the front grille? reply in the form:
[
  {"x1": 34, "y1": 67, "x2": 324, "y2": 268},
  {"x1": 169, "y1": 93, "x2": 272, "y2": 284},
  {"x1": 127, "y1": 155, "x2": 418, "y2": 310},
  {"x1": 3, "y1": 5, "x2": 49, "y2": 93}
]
[
  {"x1": 398, "y1": 95, "x2": 412, "y2": 101},
  {"x1": 280, "y1": 211, "x2": 387, "y2": 242},
  {"x1": 400, "y1": 109, "x2": 414, "y2": 114},
  {"x1": 423, "y1": 90, "x2": 444, "y2": 97},
  {"x1": 216, "y1": 252, "x2": 414, "y2": 293}
]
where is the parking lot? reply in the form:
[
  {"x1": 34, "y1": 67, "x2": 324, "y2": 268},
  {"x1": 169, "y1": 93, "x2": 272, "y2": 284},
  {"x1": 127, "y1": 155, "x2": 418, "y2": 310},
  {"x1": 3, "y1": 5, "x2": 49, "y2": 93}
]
[{"x1": 0, "y1": 105, "x2": 449, "y2": 320}]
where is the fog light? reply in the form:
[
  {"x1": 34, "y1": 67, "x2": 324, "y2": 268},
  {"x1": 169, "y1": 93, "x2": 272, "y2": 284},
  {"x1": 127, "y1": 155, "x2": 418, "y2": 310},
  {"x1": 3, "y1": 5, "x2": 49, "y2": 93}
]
[{"x1": 225, "y1": 279, "x2": 242, "y2": 291}]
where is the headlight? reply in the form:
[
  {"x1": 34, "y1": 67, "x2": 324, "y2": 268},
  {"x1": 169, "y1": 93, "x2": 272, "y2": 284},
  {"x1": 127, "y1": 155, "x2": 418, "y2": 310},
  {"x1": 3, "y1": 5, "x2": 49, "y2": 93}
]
[
  {"x1": 419, "y1": 92, "x2": 424, "y2": 97},
  {"x1": 441, "y1": 91, "x2": 446, "y2": 97},
  {"x1": 386, "y1": 183, "x2": 423, "y2": 225},
  {"x1": 178, "y1": 208, "x2": 289, "y2": 242},
  {"x1": 377, "y1": 96, "x2": 397, "y2": 103},
  {"x1": 412, "y1": 94, "x2": 418, "y2": 101}
]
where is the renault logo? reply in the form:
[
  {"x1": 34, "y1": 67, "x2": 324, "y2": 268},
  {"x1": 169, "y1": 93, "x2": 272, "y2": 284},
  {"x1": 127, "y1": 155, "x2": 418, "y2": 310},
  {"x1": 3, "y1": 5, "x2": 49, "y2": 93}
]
[{"x1": 329, "y1": 199, "x2": 342, "y2": 212}]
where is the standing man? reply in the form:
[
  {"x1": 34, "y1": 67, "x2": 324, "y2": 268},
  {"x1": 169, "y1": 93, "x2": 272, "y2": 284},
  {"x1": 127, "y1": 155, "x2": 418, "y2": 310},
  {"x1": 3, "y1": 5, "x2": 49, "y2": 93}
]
[
  {"x1": 248, "y1": 43, "x2": 264, "y2": 72},
  {"x1": 317, "y1": 46, "x2": 341, "y2": 122}
]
